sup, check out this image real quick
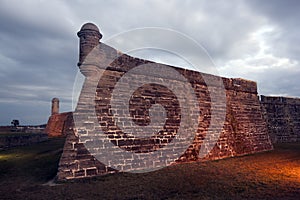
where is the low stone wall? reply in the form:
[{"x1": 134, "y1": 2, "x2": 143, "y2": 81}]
[
  {"x1": 0, "y1": 126, "x2": 13, "y2": 133},
  {"x1": 261, "y1": 95, "x2": 300, "y2": 143},
  {"x1": 0, "y1": 133, "x2": 48, "y2": 149}
]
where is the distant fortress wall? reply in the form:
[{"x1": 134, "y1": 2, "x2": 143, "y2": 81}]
[
  {"x1": 260, "y1": 95, "x2": 300, "y2": 143},
  {"x1": 45, "y1": 98, "x2": 73, "y2": 137},
  {"x1": 0, "y1": 133, "x2": 48, "y2": 150},
  {"x1": 45, "y1": 112, "x2": 73, "y2": 137}
]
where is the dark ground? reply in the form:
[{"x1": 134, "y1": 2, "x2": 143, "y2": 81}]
[{"x1": 0, "y1": 137, "x2": 299, "y2": 200}]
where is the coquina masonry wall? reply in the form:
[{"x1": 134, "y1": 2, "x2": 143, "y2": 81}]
[
  {"x1": 57, "y1": 23, "x2": 273, "y2": 180},
  {"x1": 261, "y1": 95, "x2": 300, "y2": 143}
]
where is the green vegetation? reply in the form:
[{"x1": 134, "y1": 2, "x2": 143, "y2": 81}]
[
  {"x1": 0, "y1": 138, "x2": 65, "y2": 183},
  {"x1": 0, "y1": 139, "x2": 299, "y2": 199}
]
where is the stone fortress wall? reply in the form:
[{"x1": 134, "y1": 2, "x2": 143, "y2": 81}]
[
  {"x1": 53, "y1": 23, "x2": 276, "y2": 180},
  {"x1": 47, "y1": 23, "x2": 299, "y2": 180},
  {"x1": 260, "y1": 95, "x2": 300, "y2": 143}
]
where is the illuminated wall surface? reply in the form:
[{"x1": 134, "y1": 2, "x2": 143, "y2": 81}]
[{"x1": 55, "y1": 23, "x2": 275, "y2": 180}]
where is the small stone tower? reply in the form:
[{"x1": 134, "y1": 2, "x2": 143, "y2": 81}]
[
  {"x1": 51, "y1": 98, "x2": 59, "y2": 115},
  {"x1": 46, "y1": 97, "x2": 73, "y2": 137},
  {"x1": 77, "y1": 22, "x2": 102, "y2": 67}
]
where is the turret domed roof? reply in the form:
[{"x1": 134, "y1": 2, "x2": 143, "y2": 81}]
[{"x1": 80, "y1": 23, "x2": 99, "y2": 32}]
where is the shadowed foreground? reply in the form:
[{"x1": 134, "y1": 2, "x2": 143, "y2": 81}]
[{"x1": 0, "y1": 138, "x2": 299, "y2": 200}]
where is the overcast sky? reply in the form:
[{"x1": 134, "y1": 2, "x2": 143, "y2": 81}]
[{"x1": 0, "y1": 0, "x2": 299, "y2": 125}]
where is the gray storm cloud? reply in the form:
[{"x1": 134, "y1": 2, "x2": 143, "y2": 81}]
[{"x1": 0, "y1": 0, "x2": 299, "y2": 125}]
